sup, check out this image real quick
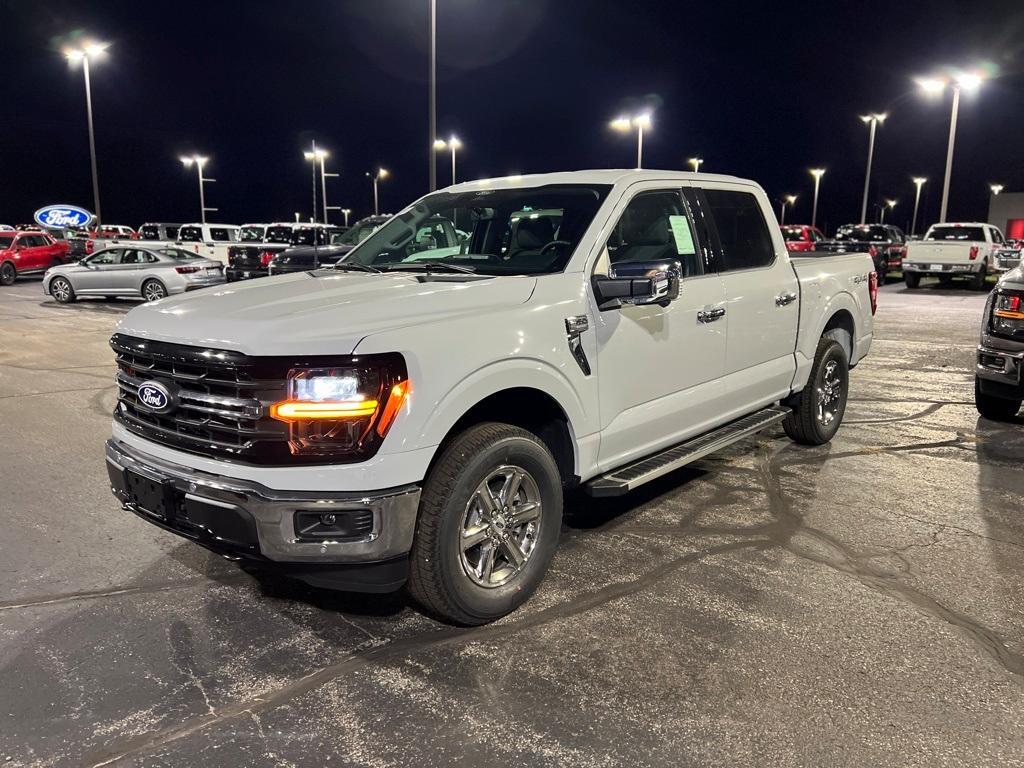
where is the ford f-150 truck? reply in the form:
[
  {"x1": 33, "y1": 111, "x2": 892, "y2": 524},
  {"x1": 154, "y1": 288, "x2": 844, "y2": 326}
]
[
  {"x1": 104, "y1": 170, "x2": 876, "y2": 624},
  {"x1": 903, "y1": 222, "x2": 1006, "y2": 289}
]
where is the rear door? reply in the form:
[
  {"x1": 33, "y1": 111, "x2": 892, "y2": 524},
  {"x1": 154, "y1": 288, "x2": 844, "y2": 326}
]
[{"x1": 698, "y1": 183, "x2": 799, "y2": 411}]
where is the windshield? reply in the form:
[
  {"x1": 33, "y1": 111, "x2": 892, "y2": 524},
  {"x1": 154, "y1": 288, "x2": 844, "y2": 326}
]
[
  {"x1": 344, "y1": 184, "x2": 611, "y2": 275},
  {"x1": 290, "y1": 228, "x2": 318, "y2": 246},
  {"x1": 239, "y1": 226, "x2": 266, "y2": 242},
  {"x1": 926, "y1": 226, "x2": 986, "y2": 241},
  {"x1": 835, "y1": 225, "x2": 888, "y2": 242},
  {"x1": 781, "y1": 226, "x2": 806, "y2": 241},
  {"x1": 178, "y1": 226, "x2": 203, "y2": 242}
]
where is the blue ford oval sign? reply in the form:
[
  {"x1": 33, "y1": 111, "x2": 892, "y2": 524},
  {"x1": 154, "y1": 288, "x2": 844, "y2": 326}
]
[
  {"x1": 137, "y1": 381, "x2": 172, "y2": 412},
  {"x1": 33, "y1": 204, "x2": 95, "y2": 230}
]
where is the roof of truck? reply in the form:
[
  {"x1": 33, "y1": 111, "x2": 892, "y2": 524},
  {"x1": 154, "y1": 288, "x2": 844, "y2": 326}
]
[{"x1": 444, "y1": 169, "x2": 747, "y2": 193}]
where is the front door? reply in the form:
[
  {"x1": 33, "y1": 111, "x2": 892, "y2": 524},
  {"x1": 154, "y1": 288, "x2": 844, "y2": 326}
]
[
  {"x1": 590, "y1": 184, "x2": 728, "y2": 471},
  {"x1": 75, "y1": 248, "x2": 124, "y2": 293}
]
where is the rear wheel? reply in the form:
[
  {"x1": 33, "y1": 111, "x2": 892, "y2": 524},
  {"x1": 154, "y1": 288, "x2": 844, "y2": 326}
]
[
  {"x1": 975, "y1": 377, "x2": 1021, "y2": 421},
  {"x1": 969, "y1": 264, "x2": 988, "y2": 291},
  {"x1": 783, "y1": 337, "x2": 849, "y2": 445},
  {"x1": 141, "y1": 279, "x2": 167, "y2": 302},
  {"x1": 0, "y1": 261, "x2": 15, "y2": 286},
  {"x1": 49, "y1": 277, "x2": 76, "y2": 303},
  {"x1": 407, "y1": 422, "x2": 563, "y2": 625},
  {"x1": 904, "y1": 271, "x2": 921, "y2": 289}
]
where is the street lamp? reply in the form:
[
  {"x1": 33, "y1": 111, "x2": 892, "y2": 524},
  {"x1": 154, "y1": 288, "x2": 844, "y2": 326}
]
[
  {"x1": 809, "y1": 168, "x2": 826, "y2": 229},
  {"x1": 341, "y1": 208, "x2": 352, "y2": 226},
  {"x1": 64, "y1": 40, "x2": 109, "y2": 225},
  {"x1": 428, "y1": 0, "x2": 437, "y2": 191},
  {"x1": 911, "y1": 177, "x2": 927, "y2": 236},
  {"x1": 917, "y1": 70, "x2": 985, "y2": 223},
  {"x1": 880, "y1": 198, "x2": 897, "y2": 224},
  {"x1": 610, "y1": 112, "x2": 652, "y2": 169},
  {"x1": 859, "y1": 112, "x2": 887, "y2": 224},
  {"x1": 688, "y1": 157, "x2": 704, "y2": 173},
  {"x1": 990, "y1": 184, "x2": 1004, "y2": 196},
  {"x1": 779, "y1": 195, "x2": 797, "y2": 225},
  {"x1": 179, "y1": 155, "x2": 216, "y2": 224},
  {"x1": 433, "y1": 135, "x2": 463, "y2": 185},
  {"x1": 305, "y1": 144, "x2": 339, "y2": 224},
  {"x1": 366, "y1": 168, "x2": 389, "y2": 216}
]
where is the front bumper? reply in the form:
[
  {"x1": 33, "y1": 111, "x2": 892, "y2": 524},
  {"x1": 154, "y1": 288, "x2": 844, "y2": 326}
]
[
  {"x1": 105, "y1": 438, "x2": 421, "y2": 589},
  {"x1": 976, "y1": 342, "x2": 1024, "y2": 397}
]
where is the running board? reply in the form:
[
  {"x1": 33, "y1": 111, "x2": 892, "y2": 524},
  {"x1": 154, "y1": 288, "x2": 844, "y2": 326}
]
[{"x1": 584, "y1": 406, "x2": 790, "y2": 497}]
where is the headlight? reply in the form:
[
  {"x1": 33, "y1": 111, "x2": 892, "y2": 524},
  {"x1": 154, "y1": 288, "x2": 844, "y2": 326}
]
[{"x1": 269, "y1": 356, "x2": 409, "y2": 458}]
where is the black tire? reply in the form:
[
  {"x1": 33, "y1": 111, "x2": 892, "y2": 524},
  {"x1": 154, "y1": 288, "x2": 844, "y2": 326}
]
[
  {"x1": 975, "y1": 377, "x2": 1021, "y2": 422},
  {"x1": 141, "y1": 279, "x2": 167, "y2": 302},
  {"x1": 904, "y1": 271, "x2": 921, "y2": 289},
  {"x1": 783, "y1": 337, "x2": 849, "y2": 446},
  {"x1": 49, "y1": 276, "x2": 76, "y2": 303},
  {"x1": 876, "y1": 265, "x2": 887, "y2": 286},
  {"x1": 0, "y1": 261, "x2": 15, "y2": 286},
  {"x1": 407, "y1": 422, "x2": 563, "y2": 625},
  {"x1": 969, "y1": 264, "x2": 987, "y2": 291}
]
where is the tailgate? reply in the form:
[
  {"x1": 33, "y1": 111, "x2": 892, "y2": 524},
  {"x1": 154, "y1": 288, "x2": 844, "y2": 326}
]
[{"x1": 907, "y1": 241, "x2": 977, "y2": 265}]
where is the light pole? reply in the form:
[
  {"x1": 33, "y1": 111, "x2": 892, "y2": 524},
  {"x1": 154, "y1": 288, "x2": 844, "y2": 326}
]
[
  {"x1": 179, "y1": 155, "x2": 216, "y2": 224},
  {"x1": 64, "y1": 41, "x2": 108, "y2": 225},
  {"x1": 428, "y1": 0, "x2": 437, "y2": 191},
  {"x1": 341, "y1": 208, "x2": 352, "y2": 227},
  {"x1": 305, "y1": 146, "x2": 339, "y2": 224},
  {"x1": 688, "y1": 157, "x2": 704, "y2": 173},
  {"x1": 433, "y1": 135, "x2": 463, "y2": 185},
  {"x1": 859, "y1": 112, "x2": 886, "y2": 224},
  {"x1": 918, "y1": 71, "x2": 983, "y2": 223},
  {"x1": 880, "y1": 198, "x2": 897, "y2": 224},
  {"x1": 911, "y1": 177, "x2": 927, "y2": 235},
  {"x1": 610, "y1": 112, "x2": 652, "y2": 169},
  {"x1": 366, "y1": 168, "x2": 389, "y2": 215},
  {"x1": 779, "y1": 195, "x2": 797, "y2": 225},
  {"x1": 990, "y1": 184, "x2": 1004, "y2": 196},
  {"x1": 810, "y1": 168, "x2": 826, "y2": 229}
]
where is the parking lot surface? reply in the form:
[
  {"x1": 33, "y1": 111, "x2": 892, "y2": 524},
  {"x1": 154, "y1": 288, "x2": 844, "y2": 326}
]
[{"x1": 2, "y1": 279, "x2": 1022, "y2": 767}]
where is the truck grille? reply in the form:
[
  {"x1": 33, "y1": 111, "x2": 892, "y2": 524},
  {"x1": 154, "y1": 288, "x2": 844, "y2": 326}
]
[{"x1": 111, "y1": 334, "x2": 294, "y2": 464}]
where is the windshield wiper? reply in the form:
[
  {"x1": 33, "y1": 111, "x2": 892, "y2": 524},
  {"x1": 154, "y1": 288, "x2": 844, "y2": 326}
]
[
  {"x1": 333, "y1": 262, "x2": 382, "y2": 273},
  {"x1": 384, "y1": 261, "x2": 477, "y2": 274}
]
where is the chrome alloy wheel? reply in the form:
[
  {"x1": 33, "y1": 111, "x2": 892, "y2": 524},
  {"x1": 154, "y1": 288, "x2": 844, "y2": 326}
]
[
  {"x1": 51, "y1": 278, "x2": 71, "y2": 302},
  {"x1": 816, "y1": 359, "x2": 843, "y2": 426},
  {"x1": 143, "y1": 282, "x2": 167, "y2": 302},
  {"x1": 459, "y1": 465, "x2": 542, "y2": 588}
]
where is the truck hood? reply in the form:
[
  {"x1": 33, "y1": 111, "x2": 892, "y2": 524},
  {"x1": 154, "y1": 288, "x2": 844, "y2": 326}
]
[{"x1": 114, "y1": 271, "x2": 537, "y2": 355}]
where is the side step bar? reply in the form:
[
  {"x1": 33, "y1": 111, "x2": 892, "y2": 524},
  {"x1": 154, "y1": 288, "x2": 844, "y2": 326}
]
[{"x1": 584, "y1": 406, "x2": 790, "y2": 497}]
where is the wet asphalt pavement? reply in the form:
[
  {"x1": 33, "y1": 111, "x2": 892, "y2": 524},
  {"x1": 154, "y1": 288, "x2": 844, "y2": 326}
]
[{"x1": 1, "y1": 277, "x2": 1022, "y2": 767}]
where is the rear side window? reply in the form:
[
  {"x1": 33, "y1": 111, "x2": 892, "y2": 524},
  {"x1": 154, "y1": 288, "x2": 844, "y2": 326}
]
[{"x1": 703, "y1": 189, "x2": 775, "y2": 271}]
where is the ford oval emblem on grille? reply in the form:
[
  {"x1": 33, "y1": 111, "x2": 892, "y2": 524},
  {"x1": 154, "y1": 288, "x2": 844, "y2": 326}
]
[{"x1": 137, "y1": 381, "x2": 173, "y2": 413}]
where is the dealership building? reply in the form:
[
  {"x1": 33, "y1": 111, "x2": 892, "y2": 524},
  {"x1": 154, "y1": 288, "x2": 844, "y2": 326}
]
[{"x1": 988, "y1": 191, "x2": 1024, "y2": 239}]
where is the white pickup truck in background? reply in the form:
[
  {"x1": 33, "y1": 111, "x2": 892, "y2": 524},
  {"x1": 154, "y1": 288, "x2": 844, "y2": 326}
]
[
  {"x1": 903, "y1": 222, "x2": 1007, "y2": 289},
  {"x1": 104, "y1": 169, "x2": 876, "y2": 624}
]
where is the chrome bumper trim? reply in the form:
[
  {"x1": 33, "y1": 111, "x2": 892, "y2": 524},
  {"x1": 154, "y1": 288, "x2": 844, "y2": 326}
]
[
  {"x1": 976, "y1": 344, "x2": 1024, "y2": 385},
  {"x1": 105, "y1": 438, "x2": 420, "y2": 563}
]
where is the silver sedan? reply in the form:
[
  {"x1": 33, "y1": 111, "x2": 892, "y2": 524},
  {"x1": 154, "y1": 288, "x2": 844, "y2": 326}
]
[{"x1": 43, "y1": 246, "x2": 225, "y2": 303}]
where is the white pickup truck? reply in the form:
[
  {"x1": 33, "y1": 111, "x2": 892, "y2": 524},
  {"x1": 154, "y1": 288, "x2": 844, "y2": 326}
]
[
  {"x1": 104, "y1": 170, "x2": 876, "y2": 624},
  {"x1": 903, "y1": 222, "x2": 1007, "y2": 289}
]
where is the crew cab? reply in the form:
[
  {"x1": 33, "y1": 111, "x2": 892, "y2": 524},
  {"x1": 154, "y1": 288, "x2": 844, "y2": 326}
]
[
  {"x1": 104, "y1": 170, "x2": 875, "y2": 625},
  {"x1": 226, "y1": 223, "x2": 340, "y2": 281},
  {"x1": 975, "y1": 264, "x2": 1024, "y2": 421},
  {"x1": 781, "y1": 224, "x2": 825, "y2": 252},
  {"x1": 0, "y1": 230, "x2": 70, "y2": 284},
  {"x1": 816, "y1": 224, "x2": 906, "y2": 284},
  {"x1": 903, "y1": 222, "x2": 1005, "y2": 289}
]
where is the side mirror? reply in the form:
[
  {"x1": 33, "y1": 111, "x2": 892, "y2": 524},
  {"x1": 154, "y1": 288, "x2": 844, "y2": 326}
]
[{"x1": 592, "y1": 260, "x2": 681, "y2": 311}]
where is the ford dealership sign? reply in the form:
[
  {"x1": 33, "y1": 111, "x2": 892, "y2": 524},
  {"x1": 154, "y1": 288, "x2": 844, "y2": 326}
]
[{"x1": 33, "y1": 204, "x2": 95, "y2": 230}]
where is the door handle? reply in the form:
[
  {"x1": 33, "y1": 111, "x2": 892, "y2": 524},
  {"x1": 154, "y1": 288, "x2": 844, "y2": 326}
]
[
  {"x1": 697, "y1": 306, "x2": 726, "y2": 323},
  {"x1": 775, "y1": 291, "x2": 797, "y2": 307}
]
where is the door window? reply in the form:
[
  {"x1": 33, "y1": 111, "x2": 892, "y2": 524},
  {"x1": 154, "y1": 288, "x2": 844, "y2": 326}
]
[
  {"x1": 603, "y1": 190, "x2": 703, "y2": 277},
  {"x1": 87, "y1": 249, "x2": 122, "y2": 265},
  {"x1": 210, "y1": 228, "x2": 230, "y2": 242},
  {"x1": 703, "y1": 189, "x2": 775, "y2": 271}
]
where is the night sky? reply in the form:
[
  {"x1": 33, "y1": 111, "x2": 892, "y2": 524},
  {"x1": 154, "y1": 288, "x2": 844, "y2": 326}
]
[{"x1": 3, "y1": 0, "x2": 1023, "y2": 233}]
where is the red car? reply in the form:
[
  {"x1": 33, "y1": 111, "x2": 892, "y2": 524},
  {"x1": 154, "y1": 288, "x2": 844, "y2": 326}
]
[
  {"x1": 0, "y1": 230, "x2": 71, "y2": 285},
  {"x1": 781, "y1": 225, "x2": 825, "y2": 252}
]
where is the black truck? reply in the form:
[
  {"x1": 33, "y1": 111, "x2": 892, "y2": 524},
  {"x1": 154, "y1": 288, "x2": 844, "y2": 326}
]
[
  {"x1": 226, "y1": 223, "x2": 341, "y2": 281},
  {"x1": 815, "y1": 224, "x2": 907, "y2": 284}
]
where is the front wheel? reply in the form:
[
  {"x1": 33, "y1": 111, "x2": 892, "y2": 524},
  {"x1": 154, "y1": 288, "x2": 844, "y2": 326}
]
[
  {"x1": 49, "y1": 276, "x2": 76, "y2": 303},
  {"x1": 407, "y1": 422, "x2": 563, "y2": 625},
  {"x1": 904, "y1": 271, "x2": 921, "y2": 289},
  {"x1": 0, "y1": 261, "x2": 15, "y2": 286},
  {"x1": 975, "y1": 377, "x2": 1021, "y2": 421},
  {"x1": 783, "y1": 337, "x2": 849, "y2": 445},
  {"x1": 141, "y1": 279, "x2": 168, "y2": 302}
]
